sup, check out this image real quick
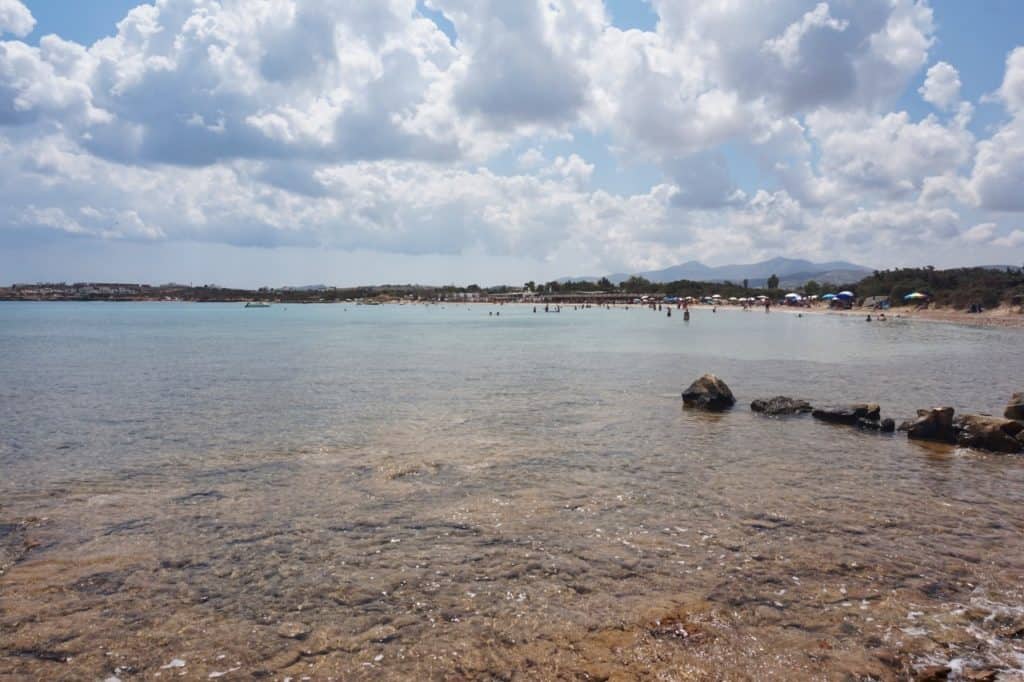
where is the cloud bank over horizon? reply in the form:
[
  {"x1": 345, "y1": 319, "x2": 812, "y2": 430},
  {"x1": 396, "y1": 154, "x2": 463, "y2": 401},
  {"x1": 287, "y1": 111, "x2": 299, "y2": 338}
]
[{"x1": 1, "y1": 0, "x2": 1023, "y2": 285}]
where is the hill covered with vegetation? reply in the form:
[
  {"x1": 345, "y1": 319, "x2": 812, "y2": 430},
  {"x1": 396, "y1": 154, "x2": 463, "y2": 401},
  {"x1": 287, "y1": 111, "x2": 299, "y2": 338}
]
[{"x1": 853, "y1": 267, "x2": 1024, "y2": 309}]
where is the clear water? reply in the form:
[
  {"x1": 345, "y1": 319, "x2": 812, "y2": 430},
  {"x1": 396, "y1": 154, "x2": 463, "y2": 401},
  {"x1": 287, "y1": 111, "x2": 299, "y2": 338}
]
[{"x1": 1, "y1": 302, "x2": 1023, "y2": 680}]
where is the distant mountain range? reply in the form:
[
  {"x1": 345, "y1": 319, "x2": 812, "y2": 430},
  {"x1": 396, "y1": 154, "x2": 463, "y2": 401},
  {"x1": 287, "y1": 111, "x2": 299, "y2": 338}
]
[{"x1": 561, "y1": 257, "x2": 873, "y2": 288}]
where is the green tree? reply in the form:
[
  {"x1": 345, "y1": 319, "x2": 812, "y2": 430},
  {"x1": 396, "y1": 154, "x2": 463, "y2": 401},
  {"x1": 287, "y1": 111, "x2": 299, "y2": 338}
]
[
  {"x1": 767, "y1": 274, "x2": 779, "y2": 289},
  {"x1": 597, "y1": 277, "x2": 613, "y2": 290},
  {"x1": 622, "y1": 276, "x2": 653, "y2": 293},
  {"x1": 743, "y1": 278, "x2": 748, "y2": 289},
  {"x1": 803, "y1": 280, "x2": 821, "y2": 296},
  {"x1": 524, "y1": 281, "x2": 536, "y2": 292}
]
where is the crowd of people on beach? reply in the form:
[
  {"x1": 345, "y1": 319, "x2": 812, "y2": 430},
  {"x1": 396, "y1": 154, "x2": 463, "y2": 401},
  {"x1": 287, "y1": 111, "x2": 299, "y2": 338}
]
[{"x1": 474, "y1": 294, "x2": 924, "y2": 326}]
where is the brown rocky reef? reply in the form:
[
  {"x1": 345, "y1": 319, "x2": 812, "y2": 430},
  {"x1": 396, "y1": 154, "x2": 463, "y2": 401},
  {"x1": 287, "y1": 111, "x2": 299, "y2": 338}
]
[
  {"x1": 900, "y1": 405, "x2": 1023, "y2": 453},
  {"x1": 900, "y1": 407, "x2": 958, "y2": 443},
  {"x1": 688, "y1": 378, "x2": 1023, "y2": 454},
  {"x1": 1005, "y1": 392, "x2": 1024, "y2": 421},
  {"x1": 811, "y1": 404, "x2": 896, "y2": 432},
  {"x1": 750, "y1": 396, "x2": 812, "y2": 416},
  {"x1": 681, "y1": 374, "x2": 735, "y2": 411}
]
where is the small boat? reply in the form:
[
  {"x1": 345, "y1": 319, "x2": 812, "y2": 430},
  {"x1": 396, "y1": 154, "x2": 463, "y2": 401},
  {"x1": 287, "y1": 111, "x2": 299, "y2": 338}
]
[{"x1": 244, "y1": 302, "x2": 270, "y2": 308}]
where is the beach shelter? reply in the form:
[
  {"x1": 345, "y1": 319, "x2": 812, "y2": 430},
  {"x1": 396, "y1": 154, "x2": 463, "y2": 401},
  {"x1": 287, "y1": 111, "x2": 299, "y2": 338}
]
[
  {"x1": 784, "y1": 292, "x2": 801, "y2": 300},
  {"x1": 836, "y1": 291, "x2": 855, "y2": 299},
  {"x1": 904, "y1": 292, "x2": 927, "y2": 300}
]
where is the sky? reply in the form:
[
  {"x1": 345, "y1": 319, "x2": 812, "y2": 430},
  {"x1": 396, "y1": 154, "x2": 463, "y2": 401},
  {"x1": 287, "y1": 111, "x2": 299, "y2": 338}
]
[{"x1": 1, "y1": 0, "x2": 1023, "y2": 287}]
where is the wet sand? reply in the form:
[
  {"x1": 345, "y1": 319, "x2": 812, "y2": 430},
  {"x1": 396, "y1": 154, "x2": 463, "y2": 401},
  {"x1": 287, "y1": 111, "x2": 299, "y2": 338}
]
[{"x1": 3, "y1": 426, "x2": 1024, "y2": 680}]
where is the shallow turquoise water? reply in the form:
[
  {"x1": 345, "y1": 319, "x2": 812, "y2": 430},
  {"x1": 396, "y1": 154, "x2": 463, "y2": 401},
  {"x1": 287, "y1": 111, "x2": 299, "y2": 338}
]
[{"x1": 0, "y1": 301, "x2": 1016, "y2": 481}]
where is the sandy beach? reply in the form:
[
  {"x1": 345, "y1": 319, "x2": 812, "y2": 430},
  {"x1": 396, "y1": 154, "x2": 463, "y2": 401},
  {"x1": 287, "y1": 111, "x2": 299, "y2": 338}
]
[{"x1": 707, "y1": 303, "x2": 1024, "y2": 329}]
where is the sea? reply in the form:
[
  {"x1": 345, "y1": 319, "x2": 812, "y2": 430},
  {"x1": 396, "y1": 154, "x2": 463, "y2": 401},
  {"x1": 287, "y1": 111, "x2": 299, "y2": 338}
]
[{"x1": 1, "y1": 301, "x2": 1022, "y2": 679}]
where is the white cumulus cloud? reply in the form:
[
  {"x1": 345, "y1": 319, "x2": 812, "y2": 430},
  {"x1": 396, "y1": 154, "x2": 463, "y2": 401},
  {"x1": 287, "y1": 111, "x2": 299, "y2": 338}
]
[
  {"x1": 919, "y1": 61, "x2": 961, "y2": 109},
  {"x1": 0, "y1": 0, "x2": 1021, "y2": 275},
  {"x1": 0, "y1": 0, "x2": 33, "y2": 37}
]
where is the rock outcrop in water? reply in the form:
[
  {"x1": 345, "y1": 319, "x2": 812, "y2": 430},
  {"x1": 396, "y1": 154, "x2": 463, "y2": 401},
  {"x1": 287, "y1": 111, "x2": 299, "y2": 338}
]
[
  {"x1": 900, "y1": 407, "x2": 1024, "y2": 453},
  {"x1": 900, "y1": 407, "x2": 958, "y2": 444},
  {"x1": 811, "y1": 404, "x2": 880, "y2": 425},
  {"x1": 681, "y1": 374, "x2": 735, "y2": 411},
  {"x1": 750, "y1": 396, "x2": 812, "y2": 416},
  {"x1": 1005, "y1": 392, "x2": 1024, "y2": 421},
  {"x1": 691, "y1": 380, "x2": 1021, "y2": 454},
  {"x1": 954, "y1": 414, "x2": 1023, "y2": 453},
  {"x1": 811, "y1": 404, "x2": 894, "y2": 433},
  {"x1": 857, "y1": 417, "x2": 896, "y2": 433}
]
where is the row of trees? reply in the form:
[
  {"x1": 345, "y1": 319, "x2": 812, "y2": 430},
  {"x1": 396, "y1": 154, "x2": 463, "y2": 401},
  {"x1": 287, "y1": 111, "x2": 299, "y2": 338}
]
[
  {"x1": 521, "y1": 276, "x2": 781, "y2": 300},
  {"x1": 527, "y1": 275, "x2": 777, "y2": 295},
  {"x1": 854, "y1": 266, "x2": 1024, "y2": 308},
  {"x1": 202, "y1": 266, "x2": 1024, "y2": 310}
]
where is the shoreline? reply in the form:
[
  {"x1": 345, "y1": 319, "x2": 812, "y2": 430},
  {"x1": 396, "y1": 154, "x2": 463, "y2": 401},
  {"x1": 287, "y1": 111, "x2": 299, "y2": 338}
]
[{"x1": 3, "y1": 297, "x2": 1023, "y2": 329}]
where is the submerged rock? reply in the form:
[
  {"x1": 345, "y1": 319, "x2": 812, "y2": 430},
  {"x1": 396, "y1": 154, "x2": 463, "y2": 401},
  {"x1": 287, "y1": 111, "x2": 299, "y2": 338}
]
[
  {"x1": 276, "y1": 621, "x2": 311, "y2": 640},
  {"x1": 682, "y1": 374, "x2": 735, "y2": 411},
  {"x1": 812, "y1": 404, "x2": 880, "y2": 425},
  {"x1": 1005, "y1": 392, "x2": 1024, "y2": 421},
  {"x1": 955, "y1": 414, "x2": 1023, "y2": 453},
  {"x1": 750, "y1": 396, "x2": 812, "y2": 416},
  {"x1": 901, "y1": 407, "x2": 957, "y2": 444}
]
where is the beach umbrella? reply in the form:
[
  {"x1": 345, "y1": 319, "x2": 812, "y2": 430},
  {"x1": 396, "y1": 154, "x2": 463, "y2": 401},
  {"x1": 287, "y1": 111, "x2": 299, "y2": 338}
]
[
  {"x1": 904, "y1": 292, "x2": 927, "y2": 300},
  {"x1": 836, "y1": 291, "x2": 854, "y2": 299},
  {"x1": 784, "y1": 292, "x2": 801, "y2": 299},
  {"x1": 711, "y1": 294, "x2": 722, "y2": 299},
  {"x1": 821, "y1": 293, "x2": 836, "y2": 300}
]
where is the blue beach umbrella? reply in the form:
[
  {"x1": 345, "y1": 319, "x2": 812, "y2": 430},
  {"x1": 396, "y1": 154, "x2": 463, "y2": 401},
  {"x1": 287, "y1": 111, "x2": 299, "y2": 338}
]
[
  {"x1": 836, "y1": 291, "x2": 855, "y2": 299},
  {"x1": 821, "y1": 293, "x2": 837, "y2": 300}
]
